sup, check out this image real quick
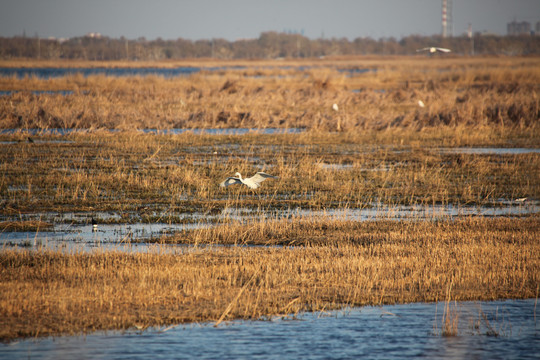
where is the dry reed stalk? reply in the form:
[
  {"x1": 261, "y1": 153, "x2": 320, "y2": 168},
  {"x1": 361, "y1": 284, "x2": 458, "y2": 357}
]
[{"x1": 441, "y1": 280, "x2": 459, "y2": 336}]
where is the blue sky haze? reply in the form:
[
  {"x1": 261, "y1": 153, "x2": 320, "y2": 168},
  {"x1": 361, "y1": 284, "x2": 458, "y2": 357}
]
[{"x1": 1, "y1": 0, "x2": 539, "y2": 41}]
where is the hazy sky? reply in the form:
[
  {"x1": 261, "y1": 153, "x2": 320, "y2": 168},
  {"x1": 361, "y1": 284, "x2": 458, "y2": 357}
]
[{"x1": 1, "y1": 0, "x2": 539, "y2": 41}]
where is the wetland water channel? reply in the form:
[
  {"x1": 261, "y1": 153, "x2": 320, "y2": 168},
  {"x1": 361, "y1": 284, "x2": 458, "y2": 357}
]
[
  {"x1": 1, "y1": 201, "x2": 538, "y2": 252},
  {"x1": 0, "y1": 65, "x2": 371, "y2": 80},
  {"x1": 1, "y1": 299, "x2": 538, "y2": 360}
]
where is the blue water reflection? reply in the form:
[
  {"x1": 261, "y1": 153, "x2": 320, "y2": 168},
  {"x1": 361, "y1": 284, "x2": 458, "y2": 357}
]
[
  {"x1": 438, "y1": 147, "x2": 540, "y2": 155},
  {"x1": 337, "y1": 68, "x2": 375, "y2": 76},
  {"x1": 0, "y1": 66, "x2": 375, "y2": 79},
  {"x1": 0, "y1": 128, "x2": 304, "y2": 136},
  {"x1": 0, "y1": 67, "x2": 201, "y2": 78},
  {"x1": 0, "y1": 66, "x2": 255, "y2": 79},
  {"x1": 2, "y1": 299, "x2": 538, "y2": 359},
  {"x1": 140, "y1": 128, "x2": 305, "y2": 135},
  {"x1": 0, "y1": 90, "x2": 75, "y2": 96}
]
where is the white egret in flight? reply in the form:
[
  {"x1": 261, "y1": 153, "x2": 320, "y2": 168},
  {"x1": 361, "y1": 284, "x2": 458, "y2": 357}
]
[
  {"x1": 220, "y1": 172, "x2": 278, "y2": 189},
  {"x1": 417, "y1": 47, "x2": 451, "y2": 53}
]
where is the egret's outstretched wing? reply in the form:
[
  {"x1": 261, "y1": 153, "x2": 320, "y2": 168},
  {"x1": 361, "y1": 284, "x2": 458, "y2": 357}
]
[
  {"x1": 243, "y1": 172, "x2": 278, "y2": 189},
  {"x1": 416, "y1": 47, "x2": 431, "y2": 52},
  {"x1": 220, "y1": 177, "x2": 242, "y2": 187},
  {"x1": 435, "y1": 47, "x2": 451, "y2": 53}
]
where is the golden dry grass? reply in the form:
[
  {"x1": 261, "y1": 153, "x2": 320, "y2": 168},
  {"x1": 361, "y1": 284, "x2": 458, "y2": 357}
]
[
  {"x1": 1, "y1": 216, "x2": 538, "y2": 340},
  {"x1": 0, "y1": 56, "x2": 539, "y2": 130},
  {"x1": 1, "y1": 130, "x2": 538, "y2": 219},
  {"x1": 0, "y1": 56, "x2": 539, "y2": 341}
]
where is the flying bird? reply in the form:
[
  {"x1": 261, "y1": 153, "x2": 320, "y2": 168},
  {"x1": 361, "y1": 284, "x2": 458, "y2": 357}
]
[
  {"x1": 220, "y1": 172, "x2": 278, "y2": 189},
  {"x1": 417, "y1": 47, "x2": 451, "y2": 54}
]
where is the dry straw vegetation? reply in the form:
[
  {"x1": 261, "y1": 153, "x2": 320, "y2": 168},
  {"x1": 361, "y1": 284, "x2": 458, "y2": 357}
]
[
  {"x1": 1, "y1": 217, "x2": 538, "y2": 340},
  {"x1": 0, "y1": 56, "x2": 539, "y2": 340},
  {"x1": 0, "y1": 56, "x2": 539, "y2": 130},
  {"x1": 1, "y1": 129, "x2": 538, "y2": 218}
]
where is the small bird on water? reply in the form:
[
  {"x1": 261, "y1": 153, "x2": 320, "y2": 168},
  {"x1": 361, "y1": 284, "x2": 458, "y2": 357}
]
[{"x1": 220, "y1": 172, "x2": 278, "y2": 189}]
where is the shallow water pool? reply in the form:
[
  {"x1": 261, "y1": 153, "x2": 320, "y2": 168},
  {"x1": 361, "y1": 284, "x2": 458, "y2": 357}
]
[
  {"x1": 1, "y1": 201, "x2": 538, "y2": 252},
  {"x1": 1, "y1": 299, "x2": 537, "y2": 360}
]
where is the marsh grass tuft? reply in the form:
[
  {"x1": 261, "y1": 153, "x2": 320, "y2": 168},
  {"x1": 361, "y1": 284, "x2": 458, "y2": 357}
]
[{"x1": 441, "y1": 281, "x2": 459, "y2": 337}]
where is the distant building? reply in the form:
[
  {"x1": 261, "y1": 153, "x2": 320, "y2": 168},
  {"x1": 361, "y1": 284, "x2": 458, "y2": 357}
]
[{"x1": 507, "y1": 21, "x2": 531, "y2": 35}]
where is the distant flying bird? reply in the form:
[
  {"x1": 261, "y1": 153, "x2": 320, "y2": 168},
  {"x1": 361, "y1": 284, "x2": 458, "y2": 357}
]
[
  {"x1": 417, "y1": 47, "x2": 451, "y2": 53},
  {"x1": 220, "y1": 172, "x2": 278, "y2": 189},
  {"x1": 332, "y1": 103, "x2": 339, "y2": 111},
  {"x1": 417, "y1": 100, "x2": 425, "y2": 108}
]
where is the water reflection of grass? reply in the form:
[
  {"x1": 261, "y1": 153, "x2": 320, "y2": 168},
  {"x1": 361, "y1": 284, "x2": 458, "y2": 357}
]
[{"x1": 0, "y1": 220, "x2": 52, "y2": 232}]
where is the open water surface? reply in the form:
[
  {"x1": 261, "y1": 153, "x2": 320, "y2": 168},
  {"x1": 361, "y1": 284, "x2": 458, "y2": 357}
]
[
  {"x1": 0, "y1": 128, "x2": 305, "y2": 136},
  {"x1": 0, "y1": 65, "x2": 372, "y2": 80},
  {"x1": 0, "y1": 67, "x2": 203, "y2": 79},
  {"x1": 1, "y1": 299, "x2": 537, "y2": 360},
  {"x1": 438, "y1": 147, "x2": 540, "y2": 155},
  {"x1": 1, "y1": 201, "x2": 538, "y2": 252}
]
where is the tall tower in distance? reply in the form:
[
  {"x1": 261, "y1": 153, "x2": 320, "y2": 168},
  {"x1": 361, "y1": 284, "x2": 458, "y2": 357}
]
[{"x1": 442, "y1": 0, "x2": 453, "y2": 38}]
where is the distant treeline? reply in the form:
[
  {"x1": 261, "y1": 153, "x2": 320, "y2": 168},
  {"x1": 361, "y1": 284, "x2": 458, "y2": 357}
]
[{"x1": 1, "y1": 31, "x2": 540, "y2": 60}]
